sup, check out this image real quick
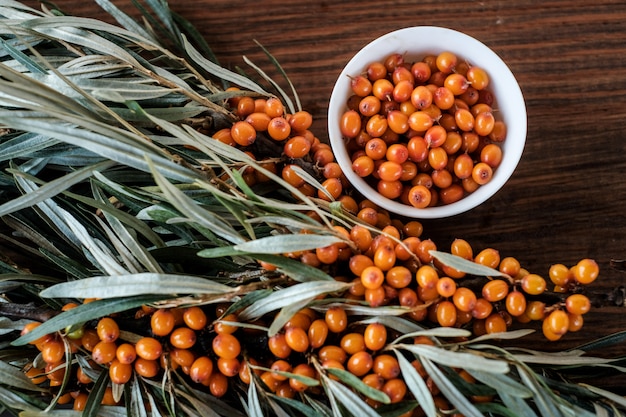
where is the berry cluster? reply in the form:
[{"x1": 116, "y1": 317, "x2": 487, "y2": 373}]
[{"x1": 340, "y1": 51, "x2": 505, "y2": 207}]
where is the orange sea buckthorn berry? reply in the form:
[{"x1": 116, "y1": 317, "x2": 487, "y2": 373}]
[
  {"x1": 208, "y1": 372, "x2": 229, "y2": 397},
  {"x1": 325, "y1": 306, "x2": 348, "y2": 333},
  {"x1": 525, "y1": 301, "x2": 546, "y2": 321},
  {"x1": 80, "y1": 329, "x2": 100, "y2": 352},
  {"x1": 289, "y1": 110, "x2": 313, "y2": 131},
  {"x1": 340, "y1": 332, "x2": 366, "y2": 355},
  {"x1": 364, "y1": 322, "x2": 387, "y2": 351},
  {"x1": 482, "y1": 279, "x2": 510, "y2": 302},
  {"x1": 212, "y1": 333, "x2": 241, "y2": 359},
  {"x1": 308, "y1": 319, "x2": 329, "y2": 349},
  {"x1": 116, "y1": 343, "x2": 137, "y2": 364},
  {"x1": 150, "y1": 309, "x2": 175, "y2": 337},
  {"x1": 450, "y1": 238, "x2": 473, "y2": 260},
  {"x1": 289, "y1": 363, "x2": 316, "y2": 392},
  {"x1": 264, "y1": 97, "x2": 285, "y2": 118},
  {"x1": 451, "y1": 287, "x2": 477, "y2": 312},
  {"x1": 499, "y1": 256, "x2": 521, "y2": 277},
  {"x1": 91, "y1": 341, "x2": 117, "y2": 365},
  {"x1": 545, "y1": 309, "x2": 569, "y2": 337},
  {"x1": 436, "y1": 300, "x2": 457, "y2": 327},
  {"x1": 109, "y1": 359, "x2": 132, "y2": 385},
  {"x1": 350, "y1": 74, "x2": 373, "y2": 97},
  {"x1": 135, "y1": 337, "x2": 162, "y2": 361},
  {"x1": 436, "y1": 277, "x2": 457, "y2": 298},
  {"x1": 466, "y1": 66, "x2": 490, "y2": 90},
  {"x1": 347, "y1": 351, "x2": 374, "y2": 377},
  {"x1": 268, "y1": 333, "x2": 292, "y2": 359},
  {"x1": 284, "y1": 326, "x2": 309, "y2": 353},
  {"x1": 474, "y1": 247, "x2": 500, "y2": 269},
  {"x1": 96, "y1": 317, "x2": 120, "y2": 343},
  {"x1": 505, "y1": 291, "x2": 527, "y2": 317},
  {"x1": 230, "y1": 120, "x2": 257, "y2": 147},
  {"x1": 548, "y1": 263, "x2": 571, "y2": 286},
  {"x1": 407, "y1": 185, "x2": 432, "y2": 208},
  {"x1": 485, "y1": 313, "x2": 508, "y2": 334},
  {"x1": 383, "y1": 378, "x2": 408, "y2": 404},
  {"x1": 41, "y1": 339, "x2": 65, "y2": 364},
  {"x1": 436, "y1": 51, "x2": 457, "y2": 74},
  {"x1": 568, "y1": 313, "x2": 584, "y2": 332},
  {"x1": 572, "y1": 258, "x2": 599, "y2": 284},
  {"x1": 170, "y1": 327, "x2": 196, "y2": 350},
  {"x1": 182, "y1": 307, "x2": 207, "y2": 331},
  {"x1": 189, "y1": 356, "x2": 214, "y2": 383},
  {"x1": 134, "y1": 358, "x2": 159, "y2": 378},
  {"x1": 73, "y1": 392, "x2": 89, "y2": 411},
  {"x1": 416, "y1": 265, "x2": 439, "y2": 290},
  {"x1": 489, "y1": 120, "x2": 507, "y2": 142},
  {"x1": 284, "y1": 135, "x2": 312, "y2": 159},
  {"x1": 24, "y1": 366, "x2": 46, "y2": 385},
  {"x1": 565, "y1": 294, "x2": 591, "y2": 315},
  {"x1": 520, "y1": 274, "x2": 547, "y2": 296},
  {"x1": 373, "y1": 354, "x2": 400, "y2": 380},
  {"x1": 471, "y1": 297, "x2": 493, "y2": 319},
  {"x1": 21, "y1": 322, "x2": 51, "y2": 346},
  {"x1": 360, "y1": 265, "x2": 386, "y2": 290},
  {"x1": 318, "y1": 177, "x2": 342, "y2": 201},
  {"x1": 385, "y1": 265, "x2": 413, "y2": 289},
  {"x1": 472, "y1": 162, "x2": 493, "y2": 185},
  {"x1": 267, "y1": 116, "x2": 292, "y2": 141},
  {"x1": 217, "y1": 357, "x2": 240, "y2": 377}
]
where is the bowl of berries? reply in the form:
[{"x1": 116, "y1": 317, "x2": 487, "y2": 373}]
[{"x1": 328, "y1": 26, "x2": 526, "y2": 218}]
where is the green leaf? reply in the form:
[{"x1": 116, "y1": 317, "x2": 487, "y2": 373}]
[
  {"x1": 268, "y1": 298, "x2": 317, "y2": 337},
  {"x1": 83, "y1": 368, "x2": 110, "y2": 417},
  {"x1": 429, "y1": 250, "x2": 508, "y2": 277},
  {"x1": 238, "y1": 281, "x2": 351, "y2": 321},
  {"x1": 269, "y1": 393, "x2": 322, "y2": 417},
  {"x1": 232, "y1": 233, "x2": 344, "y2": 254},
  {"x1": 39, "y1": 273, "x2": 233, "y2": 299},
  {"x1": 579, "y1": 384, "x2": 626, "y2": 409},
  {"x1": 13, "y1": 295, "x2": 164, "y2": 345},
  {"x1": 0, "y1": 360, "x2": 47, "y2": 392},
  {"x1": 499, "y1": 392, "x2": 539, "y2": 417},
  {"x1": 323, "y1": 376, "x2": 381, "y2": 417},
  {"x1": 395, "y1": 351, "x2": 436, "y2": 417},
  {"x1": 182, "y1": 34, "x2": 269, "y2": 95},
  {"x1": 392, "y1": 327, "x2": 471, "y2": 344},
  {"x1": 475, "y1": 402, "x2": 527, "y2": 417},
  {"x1": 0, "y1": 160, "x2": 116, "y2": 217},
  {"x1": 325, "y1": 367, "x2": 391, "y2": 404},
  {"x1": 516, "y1": 364, "x2": 564, "y2": 417},
  {"x1": 421, "y1": 358, "x2": 483, "y2": 417},
  {"x1": 467, "y1": 369, "x2": 533, "y2": 398},
  {"x1": 248, "y1": 379, "x2": 264, "y2": 417},
  {"x1": 399, "y1": 344, "x2": 510, "y2": 374}
]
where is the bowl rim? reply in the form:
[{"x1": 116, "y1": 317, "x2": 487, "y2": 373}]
[{"x1": 328, "y1": 26, "x2": 527, "y2": 219}]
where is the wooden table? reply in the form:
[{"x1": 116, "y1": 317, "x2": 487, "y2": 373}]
[{"x1": 21, "y1": 0, "x2": 626, "y2": 391}]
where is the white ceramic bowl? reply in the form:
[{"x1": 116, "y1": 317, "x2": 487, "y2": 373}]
[{"x1": 328, "y1": 26, "x2": 526, "y2": 218}]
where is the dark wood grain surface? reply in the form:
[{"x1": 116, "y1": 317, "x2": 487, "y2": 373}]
[{"x1": 21, "y1": 0, "x2": 626, "y2": 390}]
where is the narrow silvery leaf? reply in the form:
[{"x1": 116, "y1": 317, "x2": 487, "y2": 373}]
[
  {"x1": 400, "y1": 344, "x2": 510, "y2": 374},
  {"x1": 269, "y1": 298, "x2": 317, "y2": 337},
  {"x1": 94, "y1": 0, "x2": 154, "y2": 40},
  {"x1": 39, "y1": 273, "x2": 232, "y2": 299},
  {"x1": 0, "y1": 132, "x2": 57, "y2": 162},
  {"x1": 248, "y1": 380, "x2": 264, "y2": 417},
  {"x1": 324, "y1": 367, "x2": 390, "y2": 404},
  {"x1": 323, "y1": 377, "x2": 381, "y2": 417},
  {"x1": 13, "y1": 295, "x2": 165, "y2": 345},
  {"x1": 393, "y1": 327, "x2": 472, "y2": 344},
  {"x1": 578, "y1": 384, "x2": 626, "y2": 409},
  {"x1": 238, "y1": 281, "x2": 351, "y2": 320},
  {"x1": 467, "y1": 369, "x2": 533, "y2": 398},
  {"x1": 0, "y1": 360, "x2": 47, "y2": 392},
  {"x1": 499, "y1": 392, "x2": 539, "y2": 417},
  {"x1": 182, "y1": 35, "x2": 269, "y2": 95},
  {"x1": 516, "y1": 365, "x2": 564, "y2": 417},
  {"x1": 232, "y1": 234, "x2": 344, "y2": 254},
  {"x1": 147, "y1": 158, "x2": 245, "y2": 244},
  {"x1": 0, "y1": 160, "x2": 115, "y2": 217},
  {"x1": 355, "y1": 315, "x2": 425, "y2": 334},
  {"x1": 421, "y1": 358, "x2": 483, "y2": 417},
  {"x1": 430, "y1": 250, "x2": 507, "y2": 277},
  {"x1": 395, "y1": 352, "x2": 436, "y2": 417}
]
